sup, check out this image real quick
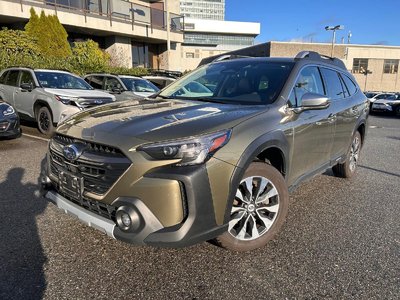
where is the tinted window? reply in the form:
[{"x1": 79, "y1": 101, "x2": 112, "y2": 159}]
[
  {"x1": 5, "y1": 70, "x2": 19, "y2": 86},
  {"x1": 341, "y1": 74, "x2": 357, "y2": 96},
  {"x1": 87, "y1": 75, "x2": 104, "y2": 89},
  {"x1": 160, "y1": 60, "x2": 294, "y2": 105},
  {"x1": 35, "y1": 72, "x2": 93, "y2": 90},
  {"x1": 104, "y1": 77, "x2": 122, "y2": 91},
  {"x1": 20, "y1": 71, "x2": 35, "y2": 86},
  {"x1": 0, "y1": 71, "x2": 8, "y2": 84},
  {"x1": 320, "y1": 68, "x2": 345, "y2": 100},
  {"x1": 291, "y1": 66, "x2": 325, "y2": 106},
  {"x1": 121, "y1": 78, "x2": 159, "y2": 93}
]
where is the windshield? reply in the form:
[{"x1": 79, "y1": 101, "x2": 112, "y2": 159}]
[
  {"x1": 120, "y1": 78, "x2": 159, "y2": 93},
  {"x1": 35, "y1": 71, "x2": 93, "y2": 90},
  {"x1": 159, "y1": 59, "x2": 294, "y2": 105}
]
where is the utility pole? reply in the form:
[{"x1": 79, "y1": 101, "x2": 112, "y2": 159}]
[{"x1": 325, "y1": 25, "x2": 344, "y2": 57}]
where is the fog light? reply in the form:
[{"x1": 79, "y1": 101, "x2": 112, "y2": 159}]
[
  {"x1": 116, "y1": 206, "x2": 141, "y2": 232},
  {"x1": 121, "y1": 213, "x2": 131, "y2": 227}
]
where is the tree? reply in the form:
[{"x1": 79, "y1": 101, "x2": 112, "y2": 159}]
[{"x1": 25, "y1": 8, "x2": 71, "y2": 58}]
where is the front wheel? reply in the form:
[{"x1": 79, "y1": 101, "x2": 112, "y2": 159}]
[
  {"x1": 36, "y1": 106, "x2": 55, "y2": 136},
  {"x1": 333, "y1": 131, "x2": 362, "y2": 178},
  {"x1": 215, "y1": 162, "x2": 289, "y2": 252}
]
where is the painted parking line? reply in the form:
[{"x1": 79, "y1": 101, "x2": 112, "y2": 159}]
[{"x1": 22, "y1": 133, "x2": 49, "y2": 142}]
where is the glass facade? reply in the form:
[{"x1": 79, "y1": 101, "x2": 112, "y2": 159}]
[
  {"x1": 184, "y1": 33, "x2": 254, "y2": 47},
  {"x1": 180, "y1": 0, "x2": 225, "y2": 21}
]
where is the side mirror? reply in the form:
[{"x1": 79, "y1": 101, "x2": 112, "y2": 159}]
[
  {"x1": 292, "y1": 93, "x2": 330, "y2": 113},
  {"x1": 111, "y1": 87, "x2": 123, "y2": 94},
  {"x1": 20, "y1": 83, "x2": 34, "y2": 92}
]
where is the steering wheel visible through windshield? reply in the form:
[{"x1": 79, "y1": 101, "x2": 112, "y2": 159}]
[
  {"x1": 35, "y1": 71, "x2": 93, "y2": 90},
  {"x1": 159, "y1": 59, "x2": 294, "y2": 105}
]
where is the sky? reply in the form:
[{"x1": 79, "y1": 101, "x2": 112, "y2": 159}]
[{"x1": 225, "y1": 0, "x2": 400, "y2": 46}]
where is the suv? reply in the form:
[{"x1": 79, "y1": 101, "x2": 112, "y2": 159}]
[
  {"x1": 84, "y1": 74, "x2": 160, "y2": 101},
  {"x1": 40, "y1": 51, "x2": 368, "y2": 251},
  {"x1": 0, "y1": 68, "x2": 116, "y2": 135}
]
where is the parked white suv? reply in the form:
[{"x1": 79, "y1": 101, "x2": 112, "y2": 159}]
[{"x1": 0, "y1": 68, "x2": 116, "y2": 135}]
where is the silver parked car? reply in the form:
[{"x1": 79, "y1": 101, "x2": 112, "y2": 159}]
[
  {"x1": 0, "y1": 67, "x2": 116, "y2": 135},
  {"x1": 84, "y1": 74, "x2": 160, "y2": 101}
]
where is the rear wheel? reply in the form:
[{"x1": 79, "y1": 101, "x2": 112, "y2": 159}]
[
  {"x1": 333, "y1": 131, "x2": 362, "y2": 178},
  {"x1": 215, "y1": 162, "x2": 289, "y2": 252},
  {"x1": 36, "y1": 106, "x2": 54, "y2": 136}
]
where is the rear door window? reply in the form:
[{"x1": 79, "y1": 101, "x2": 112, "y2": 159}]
[
  {"x1": 5, "y1": 70, "x2": 19, "y2": 87},
  {"x1": 320, "y1": 68, "x2": 345, "y2": 100}
]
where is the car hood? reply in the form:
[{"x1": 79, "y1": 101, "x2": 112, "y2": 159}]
[
  {"x1": 373, "y1": 99, "x2": 400, "y2": 104},
  {"x1": 44, "y1": 88, "x2": 116, "y2": 100},
  {"x1": 57, "y1": 99, "x2": 264, "y2": 145}
]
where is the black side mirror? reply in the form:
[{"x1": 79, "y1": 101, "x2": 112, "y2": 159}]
[
  {"x1": 111, "y1": 87, "x2": 123, "y2": 94},
  {"x1": 20, "y1": 83, "x2": 34, "y2": 92}
]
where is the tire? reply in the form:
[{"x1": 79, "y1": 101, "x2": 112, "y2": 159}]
[
  {"x1": 332, "y1": 131, "x2": 362, "y2": 178},
  {"x1": 395, "y1": 106, "x2": 400, "y2": 116},
  {"x1": 215, "y1": 162, "x2": 289, "y2": 252},
  {"x1": 36, "y1": 106, "x2": 55, "y2": 136}
]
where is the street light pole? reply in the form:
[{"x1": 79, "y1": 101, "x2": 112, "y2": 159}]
[{"x1": 325, "y1": 25, "x2": 344, "y2": 57}]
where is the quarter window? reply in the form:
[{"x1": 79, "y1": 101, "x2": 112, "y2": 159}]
[
  {"x1": 340, "y1": 74, "x2": 357, "y2": 97},
  {"x1": 290, "y1": 66, "x2": 325, "y2": 106},
  {"x1": 0, "y1": 71, "x2": 8, "y2": 84},
  {"x1": 383, "y1": 59, "x2": 399, "y2": 74},
  {"x1": 352, "y1": 58, "x2": 368, "y2": 74},
  {"x1": 320, "y1": 68, "x2": 345, "y2": 100},
  {"x1": 5, "y1": 70, "x2": 19, "y2": 87}
]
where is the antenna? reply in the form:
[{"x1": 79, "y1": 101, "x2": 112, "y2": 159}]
[{"x1": 347, "y1": 31, "x2": 352, "y2": 44}]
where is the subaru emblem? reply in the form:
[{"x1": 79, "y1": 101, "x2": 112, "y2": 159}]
[{"x1": 63, "y1": 144, "x2": 84, "y2": 161}]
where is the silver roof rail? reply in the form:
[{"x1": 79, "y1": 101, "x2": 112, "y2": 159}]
[{"x1": 295, "y1": 51, "x2": 346, "y2": 70}]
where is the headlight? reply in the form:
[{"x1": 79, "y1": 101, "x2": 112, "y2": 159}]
[
  {"x1": 55, "y1": 95, "x2": 77, "y2": 105},
  {"x1": 138, "y1": 130, "x2": 231, "y2": 166},
  {"x1": 2, "y1": 105, "x2": 15, "y2": 116}
]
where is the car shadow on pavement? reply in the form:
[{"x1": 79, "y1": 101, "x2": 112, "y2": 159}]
[{"x1": 0, "y1": 166, "x2": 48, "y2": 299}]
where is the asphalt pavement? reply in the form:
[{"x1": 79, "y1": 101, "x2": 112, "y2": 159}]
[{"x1": 0, "y1": 115, "x2": 399, "y2": 299}]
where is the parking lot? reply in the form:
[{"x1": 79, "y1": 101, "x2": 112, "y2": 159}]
[{"x1": 0, "y1": 114, "x2": 399, "y2": 299}]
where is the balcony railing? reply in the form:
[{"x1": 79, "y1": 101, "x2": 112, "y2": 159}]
[{"x1": 7, "y1": 0, "x2": 184, "y2": 32}]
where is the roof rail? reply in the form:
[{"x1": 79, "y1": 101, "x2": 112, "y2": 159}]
[
  {"x1": 7, "y1": 66, "x2": 34, "y2": 70},
  {"x1": 212, "y1": 54, "x2": 251, "y2": 63},
  {"x1": 295, "y1": 51, "x2": 346, "y2": 70}
]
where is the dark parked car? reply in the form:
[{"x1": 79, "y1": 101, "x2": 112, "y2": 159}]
[
  {"x1": 41, "y1": 51, "x2": 368, "y2": 251},
  {"x1": 0, "y1": 99, "x2": 21, "y2": 139}
]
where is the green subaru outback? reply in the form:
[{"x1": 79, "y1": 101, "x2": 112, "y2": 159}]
[{"x1": 41, "y1": 51, "x2": 368, "y2": 251}]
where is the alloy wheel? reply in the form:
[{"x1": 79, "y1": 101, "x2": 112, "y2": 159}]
[
  {"x1": 349, "y1": 135, "x2": 360, "y2": 172},
  {"x1": 228, "y1": 176, "x2": 280, "y2": 241}
]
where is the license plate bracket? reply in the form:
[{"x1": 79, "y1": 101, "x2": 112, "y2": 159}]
[{"x1": 59, "y1": 171, "x2": 83, "y2": 200}]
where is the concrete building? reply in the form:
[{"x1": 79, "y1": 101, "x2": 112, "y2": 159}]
[
  {"x1": 181, "y1": 18, "x2": 260, "y2": 70},
  {"x1": 0, "y1": 0, "x2": 184, "y2": 70},
  {"x1": 180, "y1": 0, "x2": 224, "y2": 21},
  {"x1": 200, "y1": 41, "x2": 400, "y2": 92}
]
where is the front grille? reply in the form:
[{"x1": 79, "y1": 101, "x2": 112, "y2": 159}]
[
  {"x1": 77, "y1": 97, "x2": 114, "y2": 109},
  {"x1": 48, "y1": 134, "x2": 131, "y2": 219}
]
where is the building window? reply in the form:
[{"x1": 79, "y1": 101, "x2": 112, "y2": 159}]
[
  {"x1": 383, "y1": 59, "x2": 399, "y2": 74},
  {"x1": 186, "y1": 52, "x2": 195, "y2": 58},
  {"x1": 132, "y1": 42, "x2": 150, "y2": 68},
  {"x1": 352, "y1": 58, "x2": 368, "y2": 74}
]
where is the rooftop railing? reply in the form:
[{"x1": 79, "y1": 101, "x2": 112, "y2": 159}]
[{"x1": 7, "y1": 0, "x2": 184, "y2": 33}]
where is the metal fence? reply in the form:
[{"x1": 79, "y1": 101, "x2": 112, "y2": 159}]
[{"x1": 8, "y1": 0, "x2": 184, "y2": 32}]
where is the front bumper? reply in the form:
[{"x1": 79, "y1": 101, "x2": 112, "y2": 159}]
[
  {"x1": 371, "y1": 103, "x2": 394, "y2": 112},
  {"x1": 0, "y1": 115, "x2": 21, "y2": 138},
  {"x1": 41, "y1": 162, "x2": 228, "y2": 247}
]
